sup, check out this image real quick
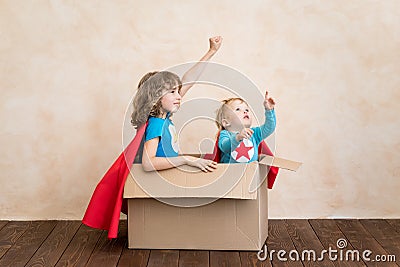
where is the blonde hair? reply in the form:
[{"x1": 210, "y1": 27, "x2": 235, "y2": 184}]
[
  {"x1": 215, "y1": 97, "x2": 247, "y2": 131},
  {"x1": 131, "y1": 71, "x2": 182, "y2": 128}
]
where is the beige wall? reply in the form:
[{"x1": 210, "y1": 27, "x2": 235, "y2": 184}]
[{"x1": 1, "y1": 1, "x2": 399, "y2": 219}]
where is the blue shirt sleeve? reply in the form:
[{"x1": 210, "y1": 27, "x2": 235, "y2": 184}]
[
  {"x1": 252, "y1": 109, "x2": 276, "y2": 144},
  {"x1": 218, "y1": 130, "x2": 240, "y2": 154},
  {"x1": 145, "y1": 117, "x2": 164, "y2": 142}
]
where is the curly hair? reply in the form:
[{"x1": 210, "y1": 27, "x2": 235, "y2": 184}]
[
  {"x1": 215, "y1": 97, "x2": 247, "y2": 131},
  {"x1": 131, "y1": 71, "x2": 182, "y2": 128}
]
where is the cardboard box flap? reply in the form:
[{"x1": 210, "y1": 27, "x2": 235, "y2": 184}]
[
  {"x1": 124, "y1": 162, "x2": 259, "y2": 200},
  {"x1": 259, "y1": 155, "x2": 302, "y2": 171}
]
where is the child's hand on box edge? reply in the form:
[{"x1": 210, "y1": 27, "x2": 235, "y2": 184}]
[{"x1": 186, "y1": 156, "x2": 218, "y2": 173}]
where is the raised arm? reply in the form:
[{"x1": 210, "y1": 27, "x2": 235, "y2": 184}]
[
  {"x1": 180, "y1": 36, "x2": 223, "y2": 97},
  {"x1": 256, "y1": 91, "x2": 276, "y2": 140}
]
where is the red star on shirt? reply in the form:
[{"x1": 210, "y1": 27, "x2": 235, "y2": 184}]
[{"x1": 234, "y1": 141, "x2": 253, "y2": 161}]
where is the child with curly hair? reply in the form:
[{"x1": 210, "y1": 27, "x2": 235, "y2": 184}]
[
  {"x1": 83, "y1": 36, "x2": 223, "y2": 238},
  {"x1": 131, "y1": 36, "x2": 223, "y2": 172}
]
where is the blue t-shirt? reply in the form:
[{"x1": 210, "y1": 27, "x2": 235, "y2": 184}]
[
  {"x1": 145, "y1": 116, "x2": 179, "y2": 157},
  {"x1": 218, "y1": 109, "x2": 276, "y2": 163}
]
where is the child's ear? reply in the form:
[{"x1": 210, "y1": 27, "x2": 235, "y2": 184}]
[{"x1": 222, "y1": 119, "x2": 230, "y2": 128}]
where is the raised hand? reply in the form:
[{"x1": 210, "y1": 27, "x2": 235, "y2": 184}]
[
  {"x1": 209, "y1": 36, "x2": 223, "y2": 53},
  {"x1": 263, "y1": 91, "x2": 275, "y2": 110},
  {"x1": 180, "y1": 36, "x2": 223, "y2": 97}
]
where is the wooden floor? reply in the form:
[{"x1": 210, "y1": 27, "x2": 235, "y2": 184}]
[{"x1": 0, "y1": 220, "x2": 398, "y2": 267}]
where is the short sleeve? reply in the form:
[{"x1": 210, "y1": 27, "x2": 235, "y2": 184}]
[{"x1": 145, "y1": 117, "x2": 164, "y2": 142}]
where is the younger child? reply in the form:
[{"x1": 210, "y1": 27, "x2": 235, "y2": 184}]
[{"x1": 215, "y1": 91, "x2": 276, "y2": 163}]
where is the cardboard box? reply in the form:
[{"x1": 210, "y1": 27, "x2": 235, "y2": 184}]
[{"x1": 123, "y1": 155, "x2": 301, "y2": 251}]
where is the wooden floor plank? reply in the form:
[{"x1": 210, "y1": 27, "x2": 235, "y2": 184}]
[
  {"x1": 0, "y1": 221, "x2": 32, "y2": 259},
  {"x1": 85, "y1": 220, "x2": 127, "y2": 267},
  {"x1": 335, "y1": 219, "x2": 397, "y2": 267},
  {"x1": 0, "y1": 221, "x2": 8, "y2": 231},
  {"x1": 179, "y1": 250, "x2": 209, "y2": 267},
  {"x1": 0, "y1": 219, "x2": 396, "y2": 267},
  {"x1": 210, "y1": 251, "x2": 241, "y2": 267},
  {"x1": 386, "y1": 219, "x2": 400, "y2": 234},
  {"x1": 266, "y1": 219, "x2": 303, "y2": 267},
  {"x1": 25, "y1": 221, "x2": 81, "y2": 267},
  {"x1": 54, "y1": 223, "x2": 103, "y2": 267},
  {"x1": 359, "y1": 220, "x2": 400, "y2": 264},
  {"x1": 284, "y1": 219, "x2": 334, "y2": 266},
  {"x1": 117, "y1": 249, "x2": 150, "y2": 267},
  {"x1": 0, "y1": 221, "x2": 57, "y2": 266},
  {"x1": 147, "y1": 250, "x2": 179, "y2": 267},
  {"x1": 240, "y1": 251, "x2": 272, "y2": 267},
  {"x1": 309, "y1": 219, "x2": 365, "y2": 267}
]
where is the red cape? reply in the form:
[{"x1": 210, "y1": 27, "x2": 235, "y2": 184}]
[
  {"x1": 82, "y1": 125, "x2": 279, "y2": 239},
  {"x1": 82, "y1": 123, "x2": 147, "y2": 239}
]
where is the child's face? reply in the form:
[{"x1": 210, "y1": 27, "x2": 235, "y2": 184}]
[
  {"x1": 160, "y1": 86, "x2": 182, "y2": 115},
  {"x1": 223, "y1": 100, "x2": 252, "y2": 130}
]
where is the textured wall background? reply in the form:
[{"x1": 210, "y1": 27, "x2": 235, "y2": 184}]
[{"x1": 1, "y1": 1, "x2": 399, "y2": 219}]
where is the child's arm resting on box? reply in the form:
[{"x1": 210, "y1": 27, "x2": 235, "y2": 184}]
[{"x1": 142, "y1": 138, "x2": 217, "y2": 172}]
